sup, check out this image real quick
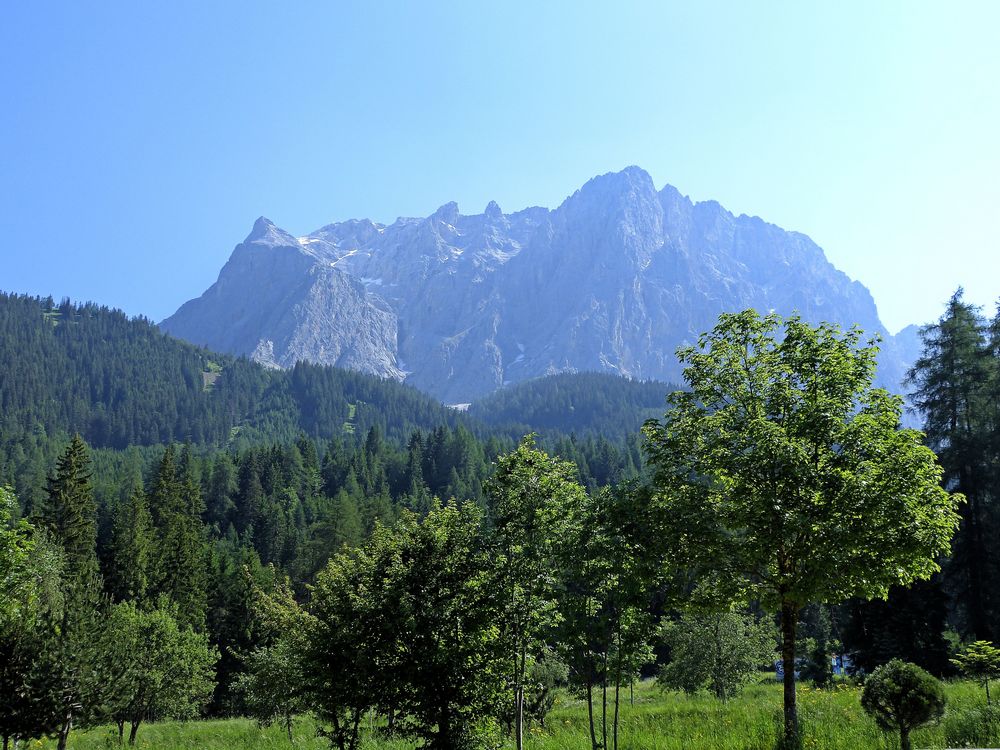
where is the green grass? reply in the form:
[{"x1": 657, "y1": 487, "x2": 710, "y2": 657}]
[
  {"x1": 40, "y1": 678, "x2": 998, "y2": 750},
  {"x1": 343, "y1": 402, "x2": 357, "y2": 434}
]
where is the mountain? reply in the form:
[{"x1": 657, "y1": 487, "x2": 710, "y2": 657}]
[{"x1": 162, "y1": 167, "x2": 918, "y2": 402}]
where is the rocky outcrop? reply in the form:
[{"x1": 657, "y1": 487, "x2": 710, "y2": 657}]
[{"x1": 162, "y1": 168, "x2": 916, "y2": 402}]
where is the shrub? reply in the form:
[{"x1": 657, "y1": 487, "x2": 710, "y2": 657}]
[{"x1": 860, "y1": 659, "x2": 946, "y2": 750}]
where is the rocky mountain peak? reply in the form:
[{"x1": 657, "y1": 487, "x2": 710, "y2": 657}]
[
  {"x1": 431, "y1": 201, "x2": 460, "y2": 226},
  {"x1": 245, "y1": 216, "x2": 299, "y2": 248},
  {"x1": 162, "y1": 167, "x2": 917, "y2": 403},
  {"x1": 484, "y1": 200, "x2": 503, "y2": 221}
]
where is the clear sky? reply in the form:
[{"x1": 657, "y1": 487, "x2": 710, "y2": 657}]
[{"x1": 3, "y1": 1, "x2": 997, "y2": 332}]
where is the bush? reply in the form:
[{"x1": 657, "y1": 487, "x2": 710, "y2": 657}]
[
  {"x1": 861, "y1": 659, "x2": 946, "y2": 750},
  {"x1": 659, "y1": 611, "x2": 775, "y2": 700}
]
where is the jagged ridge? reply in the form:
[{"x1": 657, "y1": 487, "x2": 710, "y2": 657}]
[{"x1": 161, "y1": 167, "x2": 920, "y2": 402}]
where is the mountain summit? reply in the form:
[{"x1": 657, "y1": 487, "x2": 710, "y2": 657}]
[{"x1": 161, "y1": 168, "x2": 917, "y2": 402}]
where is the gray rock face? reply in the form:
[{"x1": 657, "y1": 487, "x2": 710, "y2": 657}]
[
  {"x1": 162, "y1": 217, "x2": 403, "y2": 379},
  {"x1": 162, "y1": 168, "x2": 916, "y2": 402}
]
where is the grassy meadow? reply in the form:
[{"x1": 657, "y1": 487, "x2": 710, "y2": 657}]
[{"x1": 38, "y1": 678, "x2": 1000, "y2": 750}]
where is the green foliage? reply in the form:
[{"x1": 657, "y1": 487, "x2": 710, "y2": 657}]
[
  {"x1": 523, "y1": 649, "x2": 569, "y2": 730},
  {"x1": 909, "y1": 289, "x2": 1000, "y2": 642},
  {"x1": 99, "y1": 599, "x2": 218, "y2": 744},
  {"x1": 0, "y1": 489, "x2": 66, "y2": 747},
  {"x1": 301, "y1": 503, "x2": 505, "y2": 750},
  {"x1": 643, "y1": 310, "x2": 961, "y2": 747},
  {"x1": 37, "y1": 435, "x2": 101, "y2": 607},
  {"x1": 107, "y1": 484, "x2": 153, "y2": 603},
  {"x1": 951, "y1": 640, "x2": 1000, "y2": 705},
  {"x1": 149, "y1": 445, "x2": 208, "y2": 630},
  {"x1": 554, "y1": 481, "x2": 660, "y2": 750},
  {"x1": 658, "y1": 611, "x2": 775, "y2": 700},
  {"x1": 0, "y1": 293, "x2": 470, "y2": 451},
  {"x1": 390, "y1": 503, "x2": 506, "y2": 750},
  {"x1": 798, "y1": 605, "x2": 837, "y2": 689},
  {"x1": 860, "y1": 659, "x2": 946, "y2": 750},
  {"x1": 486, "y1": 435, "x2": 583, "y2": 749}
]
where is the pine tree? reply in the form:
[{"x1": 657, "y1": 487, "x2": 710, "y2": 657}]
[
  {"x1": 107, "y1": 485, "x2": 153, "y2": 603},
  {"x1": 37, "y1": 435, "x2": 100, "y2": 604},
  {"x1": 36, "y1": 436, "x2": 104, "y2": 750},
  {"x1": 149, "y1": 446, "x2": 208, "y2": 631},
  {"x1": 909, "y1": 290, "x2": 998, "y2": 640}
]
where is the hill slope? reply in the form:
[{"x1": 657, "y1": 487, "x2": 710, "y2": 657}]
[
  {"x1": 469, "y1": 372, "x2": 673, "y2": 443},
  {"x1": 0, "y1": 292, "x2": 465, "y2": 450}
]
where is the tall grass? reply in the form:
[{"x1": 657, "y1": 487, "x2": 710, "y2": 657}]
[{"x1": 38, "y1": 678, "x2": 996, "y2": 750}]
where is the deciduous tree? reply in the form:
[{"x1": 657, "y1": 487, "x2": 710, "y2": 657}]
[{"x1": 644, "y1": 311, "x2": 961, "y2": 748}]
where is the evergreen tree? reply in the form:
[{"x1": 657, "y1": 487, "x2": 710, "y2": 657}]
[
  {"x1": 107, "y1": 484, "x2": 153, "y2": 603},
  {"x1": 36, "y1": 438, "x2": 104, "y2": 750},
  {"x1": 910, "y1": 290, "x2": 998, "y2": 640},
  {"x1": 150, "y1": 446, "x2": 208, "y2": 631},
  {"x1": 37, "y1": 435, "x2": 100, "y2": 603}
]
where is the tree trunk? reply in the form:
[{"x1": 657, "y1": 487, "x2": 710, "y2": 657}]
[
  {"x1": 285, "y1": 711, "x2": 294, "y2": 743},
  {"x1": 57, "y1": 709, "x2": 72, "y2": 750},
  {"x1": 117, "y1": 719, "x2": 125, "y2": 743},
  {"x1": 348, "y1": 708, "x2": 362, "y2": 750},
  {"x1": 585, "y1": 678, "x2": 596, "y2": 749},
  {"x1": 780, "y1": 598, "x2": 799, "y2": 749},
  {"x1": 129, "y1": 720, "x2": 141, "y2": 746},
  {"x1": 613, "y1": 672, "x2": 621, "y2": 750},
  {"x1": 515, "y1": 643, "x2": 526, "y2": 750},
  {"x1": 602, "y1": 648, "x2": 609, "y2": 750},
  {"x1": 3, "y1": 733, "x2": 9, "y2": 750},
  {"x1": 987, "y1": 678, "x2": 992, "y2": 707},
  {"x1": 330, "y1": 712, "x2": 346, "y2": 750},
  {"x1": 613, "y1": 625, "x2": 623, "y2": 750},
  {"x1": 900, "y1": 725, "x2": 911, "y2": 750},
  {"x1": 967, "y1": 489, "x2": 991, "y2": 640}
]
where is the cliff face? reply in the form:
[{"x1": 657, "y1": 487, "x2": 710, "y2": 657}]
[
  {"x1": 162, "y1": 217, "x2": 403, "y2": 378},
  {"x1": 162, "y1": 167, "x2": 914, "y2": 402}
]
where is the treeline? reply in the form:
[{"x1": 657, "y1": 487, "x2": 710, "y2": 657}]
[{"x1": 468, "y1": 371, "x2": 672, "y2": 443}]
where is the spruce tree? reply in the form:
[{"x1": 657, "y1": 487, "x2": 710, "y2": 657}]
[
  {"x1": 149, "y1": 446, "x2": 208, "y2": 631},
  {"x1": 37, "y1": 436, "x2": 104, "y2": 750},
  {"x1": 38, "y1": 435, "x2": 100, "y2": 603},
  {"x1": 909, "y1": 290, "x2": 998, "y2": 640},
  {"x1": 108, "y1": 485, "x2": 153, "y2": 603}
]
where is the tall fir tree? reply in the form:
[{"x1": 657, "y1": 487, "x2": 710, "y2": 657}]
[
  {"x1": 107, "y1": 484, "x2": 153, "y2": 604},
  {"x1": 38, "y1": 435, "x2": 100, "y2": 604},
  {"x1": 149, "y1": 445, "x2": 208, "y2": 631},
  {"x1": 37, "y1": 436, "x2": 104, "y2": 750},
  {"x1": 909, "y1": 290, "x2": 998, "y2": 640}
]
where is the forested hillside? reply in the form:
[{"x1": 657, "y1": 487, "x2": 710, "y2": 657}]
[
  {"x1": 469, "y1": 372, "x2": 672, "y2": 442},
  {"x1": 0, "y1": 292, "x2": 467, "y2": 450}
]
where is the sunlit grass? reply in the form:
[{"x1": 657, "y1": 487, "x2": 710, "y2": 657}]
[{"x1": 42, "y1": 677, "x2": 996, "y2": 749}]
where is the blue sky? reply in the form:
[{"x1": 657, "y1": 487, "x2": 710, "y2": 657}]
[{"x1": 2, "y1": 1, "x2": 998, "y2": 332}]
